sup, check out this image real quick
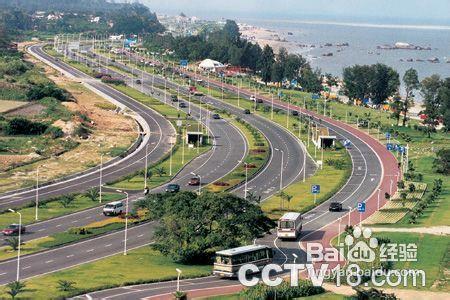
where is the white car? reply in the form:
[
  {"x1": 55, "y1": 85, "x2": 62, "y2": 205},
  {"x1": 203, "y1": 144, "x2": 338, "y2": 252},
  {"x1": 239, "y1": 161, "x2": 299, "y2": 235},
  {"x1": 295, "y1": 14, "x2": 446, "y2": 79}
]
[{"x1": 103, "y1": 201, "x2": 124, "y2": 216}]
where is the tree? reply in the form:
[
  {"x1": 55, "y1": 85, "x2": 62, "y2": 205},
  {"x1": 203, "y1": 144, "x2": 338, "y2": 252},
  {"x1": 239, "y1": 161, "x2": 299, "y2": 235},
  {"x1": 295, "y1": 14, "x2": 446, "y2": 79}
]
[
  {"x1": 58, "y1": 194, "x2": 75, "y2": 208},
  {"x1": 85, "y1": 187, "x2": 100, "y2": 202},
  {"x1": 5, "y1": 237, "x2": 20, "y2": 251},
  {"x1": 57, "y1": 280, "x2": 76, "y2": 292},
  {"x1": 5, "y1": 281, "x2": 26, "y2": 300},
  {"x1": 343, "y1": 65, "x2": 372, "y2": 101},
  {"x1": 438, "y1": 78, "x2": 450, "y2": 131},
  {"x1": 433, "y1": 148, "x2": 450, "y2": 175},
  {"x1": 142, "y1": 192, "x2": 274, "y2": 263},
  {"x1": 369, "y1": 63, "x2": 400, "y2": 105},
  {"x1": 402, "y1": 68, "x2": 420, "y2": 126},
  {"x1": 259, "y1": 45, "x2": 275, "y2": 84},
  {"x1": 390, "y1": 95, "x2": 403, "y2": 126},
  {"x1": 421, "y1": 75, "x2": 442, "y2": 137},
  {"x1": 155, "y1": 166, "x2": 166, "y2": 177},
  {"x1": 222, "y1": 20, "x2": 240, "y2": 45},
  {"x1": 299, "y1": 67, "x2": 322, "y2": 93}
]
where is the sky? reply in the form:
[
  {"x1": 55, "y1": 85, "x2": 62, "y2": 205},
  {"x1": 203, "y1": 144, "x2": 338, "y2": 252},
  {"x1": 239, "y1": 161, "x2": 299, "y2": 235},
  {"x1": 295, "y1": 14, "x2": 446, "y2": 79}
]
[{"x1": 142, "y1": 0, "x2": 450, "y2": 25}]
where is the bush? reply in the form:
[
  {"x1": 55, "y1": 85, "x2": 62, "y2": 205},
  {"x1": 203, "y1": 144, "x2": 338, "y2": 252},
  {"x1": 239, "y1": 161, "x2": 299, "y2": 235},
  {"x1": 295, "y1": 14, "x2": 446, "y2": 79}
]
[
  {"x1": 73, "y1": 124, "x2": 91, "y2": 139},
  {"x1": 240, "y1": 280, "x2": 325, "y2": 300},
  {"x1": 5, "y1": 117, "x2": 48, "y2": 135},
  {"x1": 27, "y1": 83, "x2": 68, "y2": 101},
  {"x1": 45, "y1": 126, "x2": 64, "y2": 138}
]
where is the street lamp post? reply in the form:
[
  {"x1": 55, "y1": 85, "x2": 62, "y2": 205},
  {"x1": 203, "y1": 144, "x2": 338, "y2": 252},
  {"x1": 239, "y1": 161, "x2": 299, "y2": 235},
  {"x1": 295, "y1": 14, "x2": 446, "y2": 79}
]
[
  {"x1": 144, "y1": 145, "x2": 149, "y2": 189},
  {"x1": 337, "y1": 218, "x2": 342, "y2": 248},
  {"x1": 348, "y1": 206, "x2": 352, "y2": 227},
  {"x1": 8, "y1": 209, "x2": 21, "y2": 282},
  {"x1": 35, "y1": 166, "x2": 40, "y2": 221},
  {"x1": 99, "y1": 154, "x2": 103, "y2": 203},
  {"x1": 292, "y1": 253, "x2": 298, "y2": 264},
  {"x1": 377, "y1": 188, "x2": 381, "y2": 210},
  {"x1": 275, "y1": 148, "x2": 284, "y2": 192},
  {"x1": 115, "y1": 190, "x2": 129, "y2": 255}
]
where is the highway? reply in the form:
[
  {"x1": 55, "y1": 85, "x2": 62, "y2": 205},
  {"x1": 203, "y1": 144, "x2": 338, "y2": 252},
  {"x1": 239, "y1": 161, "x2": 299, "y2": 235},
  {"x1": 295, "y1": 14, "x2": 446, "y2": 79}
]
[
  {"x1": 0, "y1": 44, "x2": 247, "y2": 245},
  {"x1": 0, "y1": 44, "x2": 312, "y2": 286},
  {"x1": 80, "y1": 52, "x2": 399, "y2": 299}
]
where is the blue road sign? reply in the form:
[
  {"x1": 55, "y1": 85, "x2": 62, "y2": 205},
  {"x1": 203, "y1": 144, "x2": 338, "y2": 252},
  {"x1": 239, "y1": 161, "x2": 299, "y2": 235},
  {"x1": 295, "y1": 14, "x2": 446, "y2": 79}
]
[
  {"x1": 393, "y1": 144, "x2": 399, "y2": 152},
  {"x1": 180, "y1": 59, "x2": 188, "y2": 67},
  {"x1": 357, "y1": 202, "x2": 366, "y2": 213},
  {"x1": 311, "y1": 94, "x2": 320, "y2": 100},
  {"x1": 385, "y1": 132, "x2": 391, "y2": 139},
  {"x1": 386, "y1": 143, "x2": 393, "y2": 151},
  {"x1": 311, "y1": 184, "x2": 321, "y2": 194},
  {"x1": 399, "y1": 146, "x2": 405, "y2": 153}
]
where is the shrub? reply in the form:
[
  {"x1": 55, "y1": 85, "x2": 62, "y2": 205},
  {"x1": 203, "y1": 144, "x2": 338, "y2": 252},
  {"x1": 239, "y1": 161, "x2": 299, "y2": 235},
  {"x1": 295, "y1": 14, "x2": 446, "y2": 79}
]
[
  {"x1": 240, "y1": 280, "x2": 325, "y2": 300},
  {"x1": 27, "y1": 83, "x2": 68, "y2": 101},
  {"x1": 45, "y1": 126, "x2": 64, "y2": 138},
  {"x1": 5, "y1": 117, "x2": 48, "y2": 135}
]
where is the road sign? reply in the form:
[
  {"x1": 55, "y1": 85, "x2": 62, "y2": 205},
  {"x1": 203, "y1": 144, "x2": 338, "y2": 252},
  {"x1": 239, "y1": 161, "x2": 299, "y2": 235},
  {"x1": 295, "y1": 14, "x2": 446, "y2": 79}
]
[
  {"x1": 393, "y1": 144, "x2": 399, "y2": 152},
  {"x1": 176, "y1": 120, "x2": 183, "y2": 127},
  {"x1": 386, "y1": 143, "x2": 393, "y2": 151},
  {"x1": 385, "y1": 132, "x2": 391, "y2": 139},
  {"x1": 398, "y1": 146, "x2": 405, "y2": 153},
  {"x1": 311, "y1": 184, "x2": 320, "y2": 194},
  {"x1": 357, "y1": 202, "x2": 366, "y2": 213},
  {"x1": 180, "y1": 59, "x2": 188, "y2": 67}
]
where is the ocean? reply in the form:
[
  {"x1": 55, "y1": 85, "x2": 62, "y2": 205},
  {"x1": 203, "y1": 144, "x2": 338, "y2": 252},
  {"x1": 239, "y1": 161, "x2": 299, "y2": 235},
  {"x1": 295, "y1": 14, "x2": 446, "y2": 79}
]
[{"x1": 239, "y1": 18, "x2": 450, "y2": 80}]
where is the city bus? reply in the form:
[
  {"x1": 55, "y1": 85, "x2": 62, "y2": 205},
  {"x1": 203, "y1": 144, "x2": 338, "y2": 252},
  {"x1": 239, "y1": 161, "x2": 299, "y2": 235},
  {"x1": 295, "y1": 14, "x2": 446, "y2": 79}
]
[
  {"x1": 213, "y1": 245, "x2": 273, "y2": 277},
  {"x1": 277, "y1": 212, "x2": 303, "y2": 239}
]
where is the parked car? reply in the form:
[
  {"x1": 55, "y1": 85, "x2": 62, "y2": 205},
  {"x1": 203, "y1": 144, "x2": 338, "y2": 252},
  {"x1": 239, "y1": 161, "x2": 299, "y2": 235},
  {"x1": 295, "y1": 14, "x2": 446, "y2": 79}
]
[
  {"x1": 179, "y1": 102, "x2": 187, "y2": 108},
  {"x1": 166, "y1": 184, "x2": 180, "y2": 193},
  {"x1": 212, "y1": 114, "x2": 221, "y2": 119},
  {"x1": 2, "y1": 224, "x2": 26, "y2": 236},
  {"x1": 188, "y1": 177, "x2": 200, "y2": 186},
  {"x1": 292, "y1": 110, "x2": 299, "y2": 116},
  {"x1": 103, "y1": 201, "x2": 124, "y2": 216},
  {"x1": 135, "y1": 79, "x2": 142, "y2": 85},
  {"x1": 171, "y1": 95, "x2": 178, "y2": 102},
  {"x1": 328, "y1": 202, "x2": 343, "y2": 212},
  {"x1": 244, "y1": 109, "x2": 251, "y2": 114},
  {"x1": 256, "y1": 98, "x2": 264, "y2": 103}
]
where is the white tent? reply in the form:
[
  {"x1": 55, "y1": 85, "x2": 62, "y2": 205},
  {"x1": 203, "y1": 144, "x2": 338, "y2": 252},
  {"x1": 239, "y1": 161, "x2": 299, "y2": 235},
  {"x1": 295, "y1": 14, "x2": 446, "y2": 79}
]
[{"x1": 199, "y1": 59, "x2": 225, "y2": 72}]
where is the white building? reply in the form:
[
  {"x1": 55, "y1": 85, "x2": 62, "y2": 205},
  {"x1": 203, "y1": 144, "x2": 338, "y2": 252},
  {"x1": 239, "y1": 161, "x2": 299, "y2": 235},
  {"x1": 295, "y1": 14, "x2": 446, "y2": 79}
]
[{"x1": 198, "y1": 59, "x2": 225, "y2": 72}]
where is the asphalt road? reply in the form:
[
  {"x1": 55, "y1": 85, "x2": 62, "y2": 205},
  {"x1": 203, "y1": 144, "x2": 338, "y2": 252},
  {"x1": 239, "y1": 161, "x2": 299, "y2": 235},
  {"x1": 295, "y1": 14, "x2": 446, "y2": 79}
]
[
  {"x1": 0, "y1": 45, "x2": 311, "y2": 286},
  {"x1": 80, "y1": 55, "x2": 395, "y2": 299},
  {"x1": 0, "y1": 45, "x2": 247, "y2": 245}
]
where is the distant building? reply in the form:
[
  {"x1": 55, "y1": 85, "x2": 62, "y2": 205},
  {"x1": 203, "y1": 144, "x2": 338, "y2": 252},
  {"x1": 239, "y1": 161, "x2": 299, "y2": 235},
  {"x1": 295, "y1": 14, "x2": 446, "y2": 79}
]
[{"x1": 199, "y1": 59, "x2": 225, "y2": 72}]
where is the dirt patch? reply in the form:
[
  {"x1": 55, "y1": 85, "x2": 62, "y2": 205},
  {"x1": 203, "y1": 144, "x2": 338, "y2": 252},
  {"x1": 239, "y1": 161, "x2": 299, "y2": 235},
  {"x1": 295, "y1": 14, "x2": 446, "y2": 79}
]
[
  {"x1": 6, "y1": 103, "x2": 46, "y2": 117},
  {"x1": 0, "y1": 100, "x2": 29, "y2": 114},
  {"x1": 0, "y1": 49, "x2": 137, "y2": 193}
]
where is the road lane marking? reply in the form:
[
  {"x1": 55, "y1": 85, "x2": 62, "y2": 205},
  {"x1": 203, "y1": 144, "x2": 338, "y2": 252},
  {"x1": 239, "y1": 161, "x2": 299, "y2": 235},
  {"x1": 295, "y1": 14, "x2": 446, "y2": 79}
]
[
  {"x1": 45, "y1": 260, "x2": 54, "y2": 264},
  {"x1": 66, "y1": 254, "x2": 74, "y2": 258},
  {"x1": 86, "y1": 249, "x2": 94, "y2": 253}
]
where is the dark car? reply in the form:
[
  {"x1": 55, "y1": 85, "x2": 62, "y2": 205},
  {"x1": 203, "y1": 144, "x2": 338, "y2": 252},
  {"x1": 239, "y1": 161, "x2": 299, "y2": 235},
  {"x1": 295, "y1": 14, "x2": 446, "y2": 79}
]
[
  {"x1": 166, "y1": 184, "x2": 180, "y2": 193},
  {"x1": 135, "y1": 79, "x2": 142, "y2": 85},
  {"x1": 329, "y1": 202, "x2": 343, "y2": 212},
  {"x1": 188, "y1": 177, "x2": 200, "y2": 186},
  {"x1": 256, "y1": 98, "x2": 264, "y2": 104},
  {"x1": 171, "y1": 95, "x2": 178, "y2": 102},
  {"x1": 212, "y1": 114, "x2": 221, "y2": 119},
  {"x1": 244, "y1": 109, "x2": 251, "y2": 114},
  {"x1": 292, "y1": 110, "x2": 299, "y2": 116},
  {"x1": 2, "y1": 224, "x2": 26, "y2": 236},
  {"x1": 179, "y1": 102, "x2": 187, "y2": 108}
]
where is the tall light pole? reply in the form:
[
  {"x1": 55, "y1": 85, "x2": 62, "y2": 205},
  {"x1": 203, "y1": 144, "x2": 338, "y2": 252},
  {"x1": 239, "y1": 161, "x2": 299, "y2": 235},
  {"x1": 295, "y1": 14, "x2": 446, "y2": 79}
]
[
  {"x1": 8, "y1": 209, "x2": 21, "y2": 282},
  {"x1": 115, "y1": 190, "x2": 129, "y2": 255},
  {"x1": 176, "y1": 268, "x2": 182, "y2": 292},
  {"x1": 348, "y1": 206, "x2": 352, "y2": 227},
  {"x1": 239, "y1": 161, "x2": 249, "y2": 200},
  {"x1": 271, "y1": 93, "x2": 274, "y2": 120},
  {"x1": 99, "y1": 154, "x2": 103, "y2": 203},
  {"x1": 275, "y1": 148, "x2": 284, "y2": 191},
  {"x1": 190, "y1": 172, "x2": 201, "y2": 194}
]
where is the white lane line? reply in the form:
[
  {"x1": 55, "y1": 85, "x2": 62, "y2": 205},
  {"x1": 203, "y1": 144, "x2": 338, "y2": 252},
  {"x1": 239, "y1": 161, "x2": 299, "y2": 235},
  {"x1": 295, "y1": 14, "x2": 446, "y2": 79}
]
[
  {"x1": 105, "y1": 244, "x2": 112, "y2": 247},
  {"x1": 66, "y1": 254, "x2": 74, "y2": 258},
  {"x1": 38, "y1": 229, "x2": 45, "y2": 232},
  {"x1": 86, "y1": 249, "x2": 94, "y2": 253},
  {"x1": 22, "y1": 266, "x2": 31, "y2": 270},
  {"x1": 137, "y1": 234, "x2": 144, "y2": 238},
  {"x1": 56, "y1": 224, "x2": 61, "y2": 227},
  {"x1": 0, "y1": 272, "x2": 6, "y2": 276},
  {"x1": 45, "y1": 260, "x2": 54, "y2": 264}
]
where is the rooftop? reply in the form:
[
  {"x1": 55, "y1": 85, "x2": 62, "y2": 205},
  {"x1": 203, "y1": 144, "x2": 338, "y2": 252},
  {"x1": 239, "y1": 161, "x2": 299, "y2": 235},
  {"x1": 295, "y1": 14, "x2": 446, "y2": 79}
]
[{"x1": 216, "y1": 244, "x2": 270, "y2": 256}]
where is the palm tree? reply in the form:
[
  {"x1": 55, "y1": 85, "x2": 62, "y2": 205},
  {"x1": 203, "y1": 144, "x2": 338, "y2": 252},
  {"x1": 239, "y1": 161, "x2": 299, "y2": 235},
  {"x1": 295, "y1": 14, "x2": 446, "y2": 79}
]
[
  {"x1": 284, "y1": 193, "x2": 293, "y2": 209},
  {"x1": 85, "y1": 187, "x2": 100, "y2": 202},
  {"x1": 400, "y1": 192, "x2": 408, "y2": 207},
  {"x1": 6, "y1": 281, "x2": 26, "y2": 299},
  {"x1": 5, "y1": 237, "x2": 20, "y2": 251},
  {"x1": 155, "y1": 167, "x2": 166, "y2": 177},
  {"x1": 57, "y1": 280, "x2": 76, "y2": 292},
  {"x1": 59, "y1": 194, "x2": 75, "y2": 208}
]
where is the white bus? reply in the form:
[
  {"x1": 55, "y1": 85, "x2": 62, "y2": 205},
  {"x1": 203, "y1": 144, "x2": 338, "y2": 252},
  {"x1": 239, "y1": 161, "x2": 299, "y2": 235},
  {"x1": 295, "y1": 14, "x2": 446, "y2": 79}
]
[
  {"x1": 213, "y1": 245, "x2": 273, "y2": 277},
  {"x1": 277, "y1": 212, "x2": 303, "y2": 239}
]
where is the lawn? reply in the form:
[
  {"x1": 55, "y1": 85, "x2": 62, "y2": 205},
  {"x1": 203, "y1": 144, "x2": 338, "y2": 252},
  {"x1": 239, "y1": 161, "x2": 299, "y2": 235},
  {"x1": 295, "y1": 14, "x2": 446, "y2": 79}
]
[
  {"x1": 0, "y1": 193, "x2": 122, "y2": 228},
  {"x1": 0, "y1": 247, "x2": 212, "y2": 299}
]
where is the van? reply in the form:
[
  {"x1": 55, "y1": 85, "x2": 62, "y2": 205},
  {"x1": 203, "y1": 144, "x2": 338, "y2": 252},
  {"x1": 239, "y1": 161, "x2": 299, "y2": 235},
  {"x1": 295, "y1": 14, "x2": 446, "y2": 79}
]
[{"x1": 103, "y1": 201, "x2": 124, "y2": 216}]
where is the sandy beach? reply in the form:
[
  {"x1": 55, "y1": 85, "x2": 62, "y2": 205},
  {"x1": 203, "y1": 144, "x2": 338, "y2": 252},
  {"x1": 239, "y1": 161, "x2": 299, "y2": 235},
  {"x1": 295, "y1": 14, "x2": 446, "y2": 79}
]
[{"x1": 239, "y1": 23, "x2": 298, "y2": 53}]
